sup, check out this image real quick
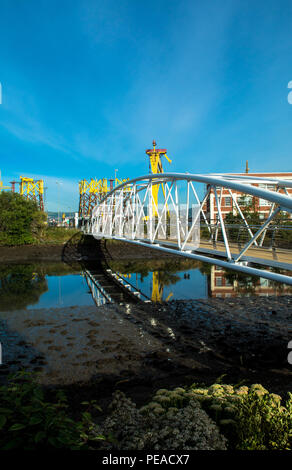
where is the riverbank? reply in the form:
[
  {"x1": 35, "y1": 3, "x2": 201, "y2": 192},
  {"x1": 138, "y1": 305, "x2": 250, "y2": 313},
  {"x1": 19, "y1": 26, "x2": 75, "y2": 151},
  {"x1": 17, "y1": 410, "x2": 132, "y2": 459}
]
[
  {"x1": 0, "y1": 236, "x2": 179, "y2": 262},
  {"x1": 0, "y1": 237, "x2": 291, "y2": 413},
  {"x1": 0, "y1": 295, "x2": 291, "y2": 408}
]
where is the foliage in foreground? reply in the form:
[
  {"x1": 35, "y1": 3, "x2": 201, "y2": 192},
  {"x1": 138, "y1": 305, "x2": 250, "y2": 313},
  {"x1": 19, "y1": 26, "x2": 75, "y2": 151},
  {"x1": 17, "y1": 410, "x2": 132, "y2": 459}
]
[
  {"x1": 169, "y1": 383, "x2": 292, "y2": 450},
  {"x1": 98, "y1": 390, "x2": 227, "y2": 450},
  {"x1": 0, "y1": 190, "x2": 80, "y2": 246},
  {"x1": 0, "y1": 372, "x2": 103, "y2": 450},
  {"x1": 0, "y1": 372, "x2": 291, "y2": 450},
  {"x1": 98, "y1": 383, "x2": 292, "y2": 451}
]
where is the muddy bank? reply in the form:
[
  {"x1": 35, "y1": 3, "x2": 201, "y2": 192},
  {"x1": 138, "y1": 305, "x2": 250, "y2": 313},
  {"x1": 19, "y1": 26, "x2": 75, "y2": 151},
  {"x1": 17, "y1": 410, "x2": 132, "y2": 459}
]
[
  {"x1": 0, "y1": 237, "x2": 179, "y2": 263},
  {"x1": 0, "y1": 237, "x2": 291, "y2": 410},
  {"x1": 0, "y1": 296, "x2": 291, "y2": 410},
  {"x1": 0, "y1": 244, "x2": 66, "y2": 262}
]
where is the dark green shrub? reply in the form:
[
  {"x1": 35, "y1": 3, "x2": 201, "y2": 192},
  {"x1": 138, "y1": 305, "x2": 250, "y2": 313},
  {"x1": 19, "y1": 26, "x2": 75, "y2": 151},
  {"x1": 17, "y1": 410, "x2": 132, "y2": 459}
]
[
  {"x1": 99, "y1": 390, "x2": 227, "y2": 450},
  {"x1": 143, "y1": 383, "x2": 292, "y2": 450},
  {"x1": 234, "y1": 386, "x2": 292, "y2": 450},
  {"x1": 190, "y1": 383, "x2": 292, "y2": 450},
  {"x1": 0, "y1": 192, "x2": 45, "y2": 245},
  {"x1": 0, "y1": 372, "x2": 104, "y2": 450}
]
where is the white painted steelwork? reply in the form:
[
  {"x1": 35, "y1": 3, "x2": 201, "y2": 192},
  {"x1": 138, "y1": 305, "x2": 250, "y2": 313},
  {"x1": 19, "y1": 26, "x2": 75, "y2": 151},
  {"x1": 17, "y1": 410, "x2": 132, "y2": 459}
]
[{"x1": 82, "y1": 173, "x2": 292, "y2": 285}]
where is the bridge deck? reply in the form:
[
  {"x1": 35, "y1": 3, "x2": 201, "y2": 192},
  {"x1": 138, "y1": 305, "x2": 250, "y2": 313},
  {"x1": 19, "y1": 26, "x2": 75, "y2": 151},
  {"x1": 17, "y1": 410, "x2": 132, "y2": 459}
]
[
  {"x1": 91, "y1": 234, "x2": 292, "y2": 284},
  {"x1": 146, "y1": 238, "x2": 292, "y2": 270},
  {"x1": 198, "y1": 239, "x2": 292, "y2": 270}
]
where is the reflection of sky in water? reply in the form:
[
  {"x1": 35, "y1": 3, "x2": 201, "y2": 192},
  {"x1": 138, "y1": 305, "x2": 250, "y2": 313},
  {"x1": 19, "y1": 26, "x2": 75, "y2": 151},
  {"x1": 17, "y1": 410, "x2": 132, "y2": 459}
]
[
  {"x1": 27, "y1": 274, "x2": 95, "y2": 309},
  {"x1": 134, "y1": 269, "x2": 207, "y2": 301},
  {"x1": 3, "y1": 262, "x2": 290, "y2": 311},
  {"x1": 26, "y1": 268, "x2": 208, "y2": 309}
]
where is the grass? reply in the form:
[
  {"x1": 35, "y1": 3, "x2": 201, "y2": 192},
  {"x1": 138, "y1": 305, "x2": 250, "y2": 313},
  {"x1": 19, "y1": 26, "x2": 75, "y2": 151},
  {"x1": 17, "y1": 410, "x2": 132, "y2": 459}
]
[{"x1": 34, "y1": 227, "x2": 81, "y2": 245}]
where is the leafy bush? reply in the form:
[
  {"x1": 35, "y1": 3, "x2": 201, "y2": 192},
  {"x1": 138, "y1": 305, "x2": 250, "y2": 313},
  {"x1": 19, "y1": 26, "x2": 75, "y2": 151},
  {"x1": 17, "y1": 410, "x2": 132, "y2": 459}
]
[
  {"x1": 98, "y1": 390, "x2": 227, "y2": 450},
  {"x1": 189, "y1": 383, "x2": 292, "y2": 450},
  {"x1": 1, "y1": 372, "x2": 290, "y2": 451},
  {"x1": 234, "y1": 386, "x2": 292, "y2": 450},
  {"x1": 0, "y1": 372, "x2": 104, "y2": 450},
  {"x1": 102, "y1": 382, "x2": 291, "y2": 450},
  {"x1": 0, "y1": 192, "x2": 45, "y2": 246}
]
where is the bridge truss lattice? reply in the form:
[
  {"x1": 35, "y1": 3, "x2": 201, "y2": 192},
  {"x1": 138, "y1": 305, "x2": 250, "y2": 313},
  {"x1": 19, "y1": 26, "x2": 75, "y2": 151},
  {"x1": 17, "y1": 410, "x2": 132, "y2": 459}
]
[{"x1": 82, "y1": 173, "x2": 292, "y2": 286}]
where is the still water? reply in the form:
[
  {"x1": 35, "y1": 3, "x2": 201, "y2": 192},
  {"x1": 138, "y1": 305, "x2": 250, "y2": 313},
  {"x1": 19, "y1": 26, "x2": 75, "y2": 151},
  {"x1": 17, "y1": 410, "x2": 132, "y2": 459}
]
[
  {"x1": 0, "y1": 259, "x2": 290, "y2": 386},
  {"x1": 0, "y1": 259, "x2": 291, "y2": 311}
]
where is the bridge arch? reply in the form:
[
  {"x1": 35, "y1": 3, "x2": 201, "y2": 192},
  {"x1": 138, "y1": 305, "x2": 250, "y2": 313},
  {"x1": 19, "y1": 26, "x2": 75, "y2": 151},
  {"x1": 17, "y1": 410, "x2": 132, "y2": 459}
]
[{"x1": 82, "y1": 173, "x2": 292, "y2": 286}]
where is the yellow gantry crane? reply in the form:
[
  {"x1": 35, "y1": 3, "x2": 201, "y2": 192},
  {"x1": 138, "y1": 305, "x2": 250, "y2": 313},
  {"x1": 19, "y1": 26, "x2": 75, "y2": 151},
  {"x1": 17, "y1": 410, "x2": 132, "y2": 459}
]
[
  {"x1": 0, "y1": 172, "x2": 45, "y2": 211},
  {"x1": 0, "y1": 177, "x2": 10, "y2": 193},
  {"x1": 19, "y1": 176, "x2": 45, "y2": 211},
  {"x1": 78, "y1": 140, "x2": 170, "y2": 218},
  {"x1": 114, "y1": 177, "x2": 131, "y2": 192},
  {"x1": 79, "y1": 178, "x2": 108, "y2": 217},
  {"x1": 78, "y1": 177, "x2": 130, "y2": 217},
  {"x1": 145, "y1": 140, "x2": 172, "y2": 216}
]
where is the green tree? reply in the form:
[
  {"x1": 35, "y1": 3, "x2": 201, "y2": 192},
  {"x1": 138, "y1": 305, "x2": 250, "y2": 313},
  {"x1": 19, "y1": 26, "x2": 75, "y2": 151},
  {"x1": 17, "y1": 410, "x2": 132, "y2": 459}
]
[
  {"x1": 224, "y1": 203, "x2": 262, "y2": 243},
  {"x1": 0, "y1": 192, "x2": 45, "y2": 245}
]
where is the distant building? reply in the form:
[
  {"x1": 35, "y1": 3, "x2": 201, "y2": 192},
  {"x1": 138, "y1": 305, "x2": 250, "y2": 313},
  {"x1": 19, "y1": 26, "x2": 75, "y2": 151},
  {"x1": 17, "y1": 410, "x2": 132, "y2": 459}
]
[{"x1": 204, "y1": 171, "x2": 292, "y2": 223}]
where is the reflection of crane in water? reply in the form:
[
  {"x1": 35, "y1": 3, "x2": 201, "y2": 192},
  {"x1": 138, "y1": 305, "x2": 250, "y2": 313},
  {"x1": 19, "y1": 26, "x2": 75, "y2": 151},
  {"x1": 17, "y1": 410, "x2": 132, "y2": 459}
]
[
  {"x1": 115, "y1": 270, "x2": 174, "y2": 303},
  {"x1": 151, "y1": 271, "x2": 173, "y2": 303},
  {"x1": 116, "y1": 270, "x2": 173, "y2": 302}
]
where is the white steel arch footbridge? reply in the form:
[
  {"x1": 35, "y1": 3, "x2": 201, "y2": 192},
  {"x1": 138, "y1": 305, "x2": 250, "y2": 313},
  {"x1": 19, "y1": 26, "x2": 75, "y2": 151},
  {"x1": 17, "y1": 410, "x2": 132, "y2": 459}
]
[{"x1": 81, "y1": 173, "x2": 292, "y2": 286}]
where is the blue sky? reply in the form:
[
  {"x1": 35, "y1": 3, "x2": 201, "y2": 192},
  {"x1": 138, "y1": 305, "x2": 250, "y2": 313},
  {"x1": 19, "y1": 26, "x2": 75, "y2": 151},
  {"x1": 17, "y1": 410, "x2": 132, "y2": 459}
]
[{"x1": 0, "y1": 0, "x2": 292, "y2": 211}]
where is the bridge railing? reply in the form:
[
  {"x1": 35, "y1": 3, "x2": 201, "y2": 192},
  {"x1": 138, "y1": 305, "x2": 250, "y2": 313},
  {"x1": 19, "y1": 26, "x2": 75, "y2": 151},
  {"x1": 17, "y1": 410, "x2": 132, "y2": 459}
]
[
  {"x1": 200, "y1": 221, "x2": 292, "y2": 250},
  {"x1": 88, "y1": 182, "x2": 201, "y2": 250},
  {"x1": 81, "y1": 173, "x2": 292, "y2": 285}
]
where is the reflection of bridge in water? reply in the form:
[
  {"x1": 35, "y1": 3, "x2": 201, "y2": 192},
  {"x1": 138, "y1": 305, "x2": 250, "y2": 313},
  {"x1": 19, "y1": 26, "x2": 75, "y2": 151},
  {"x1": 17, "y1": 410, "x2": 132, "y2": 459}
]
[
  {"x1": 82, "y1": 172, "x2": 292, "y2": 286},
  {"x1": 83, "y1": 267, "x2": 150, "y2": 306},
  {"x1": 83, "y1": 265, "x2": 173, "y2": 307},
  {"x1": 82, "y1": 259, "x2": 292, "y2": 307}
]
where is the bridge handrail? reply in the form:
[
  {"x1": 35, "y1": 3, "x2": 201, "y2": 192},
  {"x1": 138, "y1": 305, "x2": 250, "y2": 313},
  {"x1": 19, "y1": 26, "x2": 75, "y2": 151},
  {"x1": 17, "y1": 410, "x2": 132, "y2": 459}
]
[
  {"x1": 209, "y1": 173, "x2": 292, "y2": 188},
  {"x1": 95, "y1": 172, "x2": 292, "y2": 213}
]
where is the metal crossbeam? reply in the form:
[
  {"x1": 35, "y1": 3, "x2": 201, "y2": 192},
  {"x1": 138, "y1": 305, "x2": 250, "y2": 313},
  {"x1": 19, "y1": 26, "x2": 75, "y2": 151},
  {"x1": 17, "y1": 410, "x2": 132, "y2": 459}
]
[{"x1": 82, "y1": 173, "x2": 292, "y2": 285}]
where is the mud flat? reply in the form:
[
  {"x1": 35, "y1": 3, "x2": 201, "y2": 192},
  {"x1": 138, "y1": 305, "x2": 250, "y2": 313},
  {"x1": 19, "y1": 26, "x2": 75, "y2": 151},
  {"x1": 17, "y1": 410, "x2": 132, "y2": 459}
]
[
  {"x1": 0, "y1": 295, "x2": 291, "y2": 409},
  {"x1": 0, "y1": 244, "x2": 66, "y2": 262},
  {"x1": 0, "y1": 238, "x2": 178, "y2": 263},
  {"x1": 0, "y1": 237, "x2": 291, "y2": 407}
]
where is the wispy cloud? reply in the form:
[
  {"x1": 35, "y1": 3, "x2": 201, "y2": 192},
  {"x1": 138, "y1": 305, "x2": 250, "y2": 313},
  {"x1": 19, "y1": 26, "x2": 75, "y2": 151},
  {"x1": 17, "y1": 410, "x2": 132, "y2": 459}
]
[
  {"x1": 95, "y1": 1, "x2": 237, "y2": 166},
  {"x1": 0, "y1": 119, "x2": 69, "y2": 154},
  {"x1": 1, "y1": 0, "x2": 291, "y2": 182},
  {"x1": 0, "y1": 84, "x2": 79, "y2": 158},
  {"x1": 0, "y1": 2, "x2": 236, "y2": 168}
]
